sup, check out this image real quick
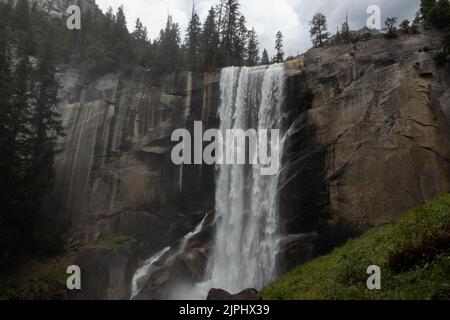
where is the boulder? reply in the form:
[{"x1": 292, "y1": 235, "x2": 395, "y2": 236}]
[{"x1": 206, "y1": 288, "x2": 262, "y2": 301}]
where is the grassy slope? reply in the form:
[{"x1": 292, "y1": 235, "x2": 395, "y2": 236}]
[{"x1": 261, "y1": 194, "x2": 450, "y2": 300}]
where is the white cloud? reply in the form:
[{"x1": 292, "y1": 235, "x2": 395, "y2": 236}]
[{"x1": 95, "y1": 0, "x2": 420, "y2": 57}]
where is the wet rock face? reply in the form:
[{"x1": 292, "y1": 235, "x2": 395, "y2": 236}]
[
  {"x1": 48, "y1": 69, "x2": 219, "y2": 243},
  {"x1": 72, "y1": 243, "x2": 137, "y2": 300},
  {"x1": 298, "y1": 30, "x2": 450, "y2": 232},
  {"x1": 49, "y1": 69, "x2": 219, "y2": 299}
]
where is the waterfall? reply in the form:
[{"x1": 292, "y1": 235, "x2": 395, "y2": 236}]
[
  {"x1": 205, "y1": 63, "x2": 286, "y2": 294},
  {"x1": 130, "y1": 214, "x2": 208, "y2": 299},
  {"x1": 131, "y1": 64, "x2": 286, "y2": 300},
  {"x1": 130, "y1": 246, "x2": 171, "y2": 300}
]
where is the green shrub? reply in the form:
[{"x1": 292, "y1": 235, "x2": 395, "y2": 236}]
[{"x1": 262, "y1": 193, "x2": 450, "y2": 300}]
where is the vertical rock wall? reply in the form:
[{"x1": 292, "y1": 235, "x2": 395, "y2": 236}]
[{"x1": 48, "y1": 69, "x2": 219, "y2": 249}]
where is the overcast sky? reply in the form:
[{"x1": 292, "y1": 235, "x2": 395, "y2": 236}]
[{"x1": 96, "y1": 0, "x2": 420, "y2": 56}]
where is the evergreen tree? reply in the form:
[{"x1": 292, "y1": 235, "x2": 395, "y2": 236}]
[
  {"x1": 275, "y1": 31, "x2": 284, "y2": 63},
  {"x1": 201, "y1": 7, "x2": 219, "y2": 70},
  {"x1": 185, "y1": 6, "x2": 202, "y2": 71},
  {"x1": 0, "y1": 1, "x2": 12, "y2": 48},
  {"x1": 1, "y1": 53, "x2": 33, "y2": 253},
  {"x1": 132, "y1": 18, "x2": 148, "y2": 42},
  {"x1": 384, "y1": 17, "x2": 398, "y2": 38},
  {"x1": 221, "y1": 0, "x2": 240, "y2": 65},
  {"x1": 421, "y1": 0, "x2": 437, "y2": 21},
  {"x1": 132, "y1": 18, "x2": 152, "y2": 67},
  {"x1": 428, "y1": 0, "x2": 450, "y2": 28},
  {"x1": 155, "y1": 16, "x2": 181, "y2": 73},
  {"x1": 334, "y1": 27, "x2": 342, "y2": 44},
  {"x1": 341, "y1": 20, "x2": 351, "y2": 43},
  {"x1": 309, "y1": 13, "x2": 330, "y2": 48},
  {"x1": 235, "y1": 15, "x2": 248, "y2": 65},
  {"x1": 0, "y1": 2, "x2": 15, "y2": 255},
  {"x1": 112, "y1": 5, "x2": 133, "y2": 66},
  {"x1": 11, "y1": 0, "x2": 34, "y2": 56},
  {"x1": 400, "y1": 19, "x2": 410, "y2": 33},
  {"x1": 412, "y1": 11, "x2": 421, "y2": 34},
  {"x1": 11, "y1": 0, "x2": 29, "y2": 32},
  {"x1": 261, "y1": 48, "x2": 270, "y2": 65},
  {"x1": 28, "y1": 32, "x2": 63, "y2": 248},
  {"x1": 246, "y1": 28, "x2": 259, "y2": 66}
]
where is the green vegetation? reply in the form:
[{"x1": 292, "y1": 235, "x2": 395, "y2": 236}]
[
  {"x1": 0, "y1": 0, "x2": 285, "y2": 267},
  {"x1": 261, "y1": 194, "x2": 450, "y2": 300},
  {"x1": 274, "y1": 31, "x2": 284, "y2": 63},
  {"x1": 384, "y1": 17, "x2": 399, "y2": 38},
  {"x1": 309, "y1": 13, "x2": 330, "y2": 48},
  {"x1": 400, "y1": 19, "x2": 411, "y2": 33},
  {"x1": 0, "y1": 255, "x2": 72, "y2": 300},
  {"x1": 89, "y1": 236, "x2": 136, "y2": 251},
  {"x1": 1, "y1": 0, "x2": 285, "y2": 77},
  {"x1": 420, "y1": 0, "x2": 450, "y2": 63},
  {"x1": 0, "y1": 0, "x2": 64, "y2": 261}
]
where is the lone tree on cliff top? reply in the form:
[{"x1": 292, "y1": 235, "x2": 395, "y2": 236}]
[{"x1": 309, "y1": 13, "x2": 330, "y2": 48}]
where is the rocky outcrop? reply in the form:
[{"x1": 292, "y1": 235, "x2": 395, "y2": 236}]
[
  {"x1": 312, "y1": 32, "x2": 450, "y2": 228},
  {"x1": 281, "y1": 29, "x2": 450, "y2": 257},
  {"x1": 207, "y1": 288, "x2": 262, "y2": 301}
]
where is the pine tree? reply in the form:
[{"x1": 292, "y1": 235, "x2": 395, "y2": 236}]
[
  {"x1": 132, "y1": 18, "x2": 148, "y2": 42},
  {"x1": 400, "y1": 19, "x2": 410, "y2": 33},
  {"x1": 112, "y1": 5, "x2": 133, "y2": 66},
  {"x1": 11, "y1": 0, "x2": 29, "y2": 32},
  {"x1": 28, "y1": 32, "x2": 63, "y2": 245},
  {"x1": 384, "y1": 17, "x2": 398, "y2": 38},
  {"x1": 275, "y1": 31, "x2": 284, "y2": 63},
  {"x1": 0, "y1": 3, "x2": 15, "y2": 250},
  {"x1": 235, "y1": 15, "x2": 248, "y2": 65},
  {"x1": 221, "y1": 0, "x2": 240, "y2": 65},
  {"x1": 428, "y1": 0, "x2": 450, "y2": 28},
  {"x1": 132, "y1": 18, "x2": 153, "y2": 67},
  {"x1": 12, "y1": 0, "x2": 34, "y2": 56},
  {"x1": 0, "y1": 1, "x2": 12, "y2": 49},
  {"x1": 246, "y1": 28, "x2": 259, "y2": 66},
  {"x1": 309, "y1": 13, "x2": 330, "y2": 48},
  {"x1": 2, "y1": 54, "x2": 33, "y2": 250},
  {"x1": 420, "y1": 0, "x2": 437, "y2": 21},
  {"x1": 201, "y1": 7, "x2": 219, "y2": 70},
  {"x1": 412, "y1": 11, "x2": 421, "y2": 34},
  {"x1": 341, "y1": 17, "x2": 351, "y2": 43},
  {"x1": 155, "y1": 16, "x2": 181, "y2": 73},
  {"x1": 335, "y1": 27, "x2": 341, "y2": 45},
  {"x1": 261, "y1": 48, "x2": 270, "y2": 65},
  {"x1": 185, "y1": 6, "x2": 202, "y2": 71}
]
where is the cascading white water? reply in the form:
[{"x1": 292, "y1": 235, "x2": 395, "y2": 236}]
[
  {"x1": 130, "y1": 246, "x2": 171, "y2": 299},
  {"x1": 130, "y1": 214, "x2": 208, "y2": 299},
  {"x1": 131, "y1": 64, "x2": 286, "y2": 300},
  {"x1": 205, "y1": 63, "x2": 286, "y2": 294}
]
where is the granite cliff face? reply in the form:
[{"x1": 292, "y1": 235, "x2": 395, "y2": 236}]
[
  {"x1": 47, "y1": 29, "x2": 450, "y2": 299},
  {"x1": 48, "y1": 68, "x2": 219, "y2": 299},
  {"x1": 307, "y1": 30, "x2": 450, "y2": 230},
  {"x1": 279, "y1": 29, "x2": 450, "y2": 259}
]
